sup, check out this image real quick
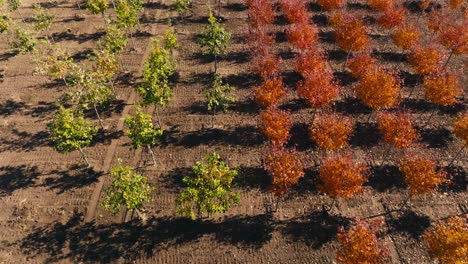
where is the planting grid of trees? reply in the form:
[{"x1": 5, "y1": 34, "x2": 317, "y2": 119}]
[{"x1": 0, "y1": 0, "x2": 466, "y2": 263}]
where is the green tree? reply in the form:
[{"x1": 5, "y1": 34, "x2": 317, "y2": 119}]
[
  {"x1": 0, "y1": 15, "x2": 10, "y2": 33},
  {"x1": 197, "y1": 12, "x2": 230, "y2": 73},
  {"x1": 115, "y1": 0, "x2": 138, "y2": 45},
  {"x1": 86, "y1": 0, "x2": 109, "y2": 16},
  {"x1": 34, "y1": 44, "x2": 74, "y2": 86},
  {"x1": 206, "y1": 74, "x2": 235, "y2": 127},
  {"x1": 173, "y1": 0, "x2": 190, "y2": 17},
  {"x1": 32, "y1": 4, "x2": 54, "y2": 40},
  {"x1": 124, "y1": 108, "x2": 163, "y2": 166},
  {"x1": 9, "y1": 27, "x2": 36, "y2": 54},
  {"x1": 102, "y1": 162, "x2": 152, "y2": 215},
  {"x1": 163, "y1": 27, "x2": 178, "y2": 51},
  {"x1": 136, "y1": 39, "x2": 174, "y2": 126},
  {"x1": 48, "y1": 106, "x2": 98, "y2": 166},
  {"x1": 7, "y1": 0, "x2": 20, "y2": 11},
  {"x1": 176, "y1": 153, "x2": 239, "y2": 220},
  {"x1": 100, "y1": 23, "x2": 128, "y2": 53}
]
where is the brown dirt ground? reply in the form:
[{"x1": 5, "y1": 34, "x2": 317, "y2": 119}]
[{"x1": 0, "y1": 0, "x2": 466, "y2": 263}]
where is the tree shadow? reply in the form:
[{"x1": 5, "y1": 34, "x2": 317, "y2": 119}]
[
  {"x1": 28, "y1": 101, "x2": 58, "y2": 119},
  {"x1": 0, "y1": 129, "x2": 50, "y2": 152},
  {"x1": 223, "y1": 51, "x2": 251, "y2": 63},
  {"x1": 347, "y1": 2, "x2": 372, "y2": 10},
  {"x1": 0, "y1": 165, "x2": 41, "y2": 197},
  {"x1": 281, "y1": 211, "x2": 351, "y2": 248},
  {"x1": 0, "y1": 51, "x2": 19, "y2": 61},
  {"x1": 312, "y1": 14, "x2": 329, "y2": 27},
  {"x1": 19, "y1": 212, "x2": 273, "y2": 262},
  {"x1": 229, "y1": 99, "x2": 260, "y2": 114},
  {"x1": 42, "y1": 164, "x2": 102, "y2": 194},
  {"x1": 275, "y1": 31, "x2": 287, "y2": 43},
  {"x1": 180, "y1": 71, "x2": 213, "y2": 86},
  {"x1": 71, "y1": 48, "x2": 94, "y2": 62},
  {"x1": 387, "y1": 210, "x2": 431, "y2": 240},
  {"x1": 281, "y1": 71, "x2": 303, "y2": 89},
  {"x1": 234, "y1": 166, "x2": 270, "y2": 190},
  {"x1": 333, "y1": 71, "x2": 358, "y2": 86},
  {"x1": 91, "y1": 129, "x2": 124, "y2": 146},
  {"x1": 52, "y1": 31, "x2": 105, "y2": 43},
  {"x1": 287, "y1": 122, "x2": 317, "y2": 151},
  {"x1": 419, "y1": 127, "x2": 453, "y2": 148},
  {"x1": 440, "y1": 166, "x2": 467, "y2": 192},
  {"x1": 223, "y1": 72, "x2": 261, "y2": 89},
  {"x1": 143, "y1": 1, "x2": 170, "y2": 9},
  {"x1": 334, "y1": 97, "x2": 372, "y2": 115},
  {"x1": 404, "y1": 0, "x2": 441, "y2": 13},
  {"x1": 308, "y1": 2, "x2": 324, "y2": 11},
  {"x1": 279, "y1": 98, "x2": 308, "y2": 112},
  {"x1": 372, "y1": 51, "x2": 407, "y2": 63},
  {"x1": 327, "y1": 49, "x2": 348, "y2": 62},
  {"x1": 0, "y1": 100, "x2": 26, "y2": 116},
  {"x1": 398, "y1": 71, "x2": 423, "y2": 88},
  {"x1": 278, "y1": 50, "x2": 298, "y2": 60},
  {"x1": 160, "y1": 126, "x2": 264, "y2": 148},
  {"x1": 319, "y1": 31, "x2": 336, "y2": 44},
  {"x1": 274, "y1": 14, "x2": 289, "y2": 26},
  {"x1": 402, "y1": 98, "x2": 466, "y2": 115},
  {"x1": 224, "y1": 2, "x2": 247, "y2": 11},
  {"x1": 290, "y1": 168, "x2": 318, "y2": 195},
  {"x1": 367, "y1": 165, "x2": 405, "y2": 192},
  {"x1": 350, "y1": 122, "x2": 381, "y2": 148}
]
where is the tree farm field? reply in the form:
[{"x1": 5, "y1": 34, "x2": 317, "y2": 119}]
[{"x1": 0, "y1": 0, "x2": 466, "y2": 263}]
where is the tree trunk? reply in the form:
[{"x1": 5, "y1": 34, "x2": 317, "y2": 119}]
[
  {"x1": 211, "y1": 106, "x2": 216, "y2": 128},
  {"x1": 399, "y1": 193, "x2": 411, "y2": 211},
  {"x1": 78, "y1": 147, "x2": 90, "y2": 167},
  {"x1": 155, "y1": 107, "x2": 162, "y2": 129},
  {"x1": 442, "y1": 48, "x2": 455, "y2": 70},
  {"x1": 447, "y1": 144, "x2": 466, "y2": 168},
  {"x1": 147, "y1": 145, "x2": 157, "y2": 167},
  {"x1": 380, "y1": 144, "x2": 392, "y2": 167},
  {"x1": 214, "y1": 55, "x2": 218, "y2": 74},
  {"x1": 94, "y1": 104, "x2": 105, "y2": 129}
]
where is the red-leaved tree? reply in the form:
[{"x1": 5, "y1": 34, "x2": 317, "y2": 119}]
[
  {"x1": 252, "y1": 52, "x2": 282, "y2": 79},
  {"x1": 348, "y1": 52, "x2": 377, "y2": 77},
  {"x1": 392, "y1": 23, "x2": 421, "y2": 51},
  {"x1": 260, "y1": 106, "x2": 292, "y2": 146},
  {"x1": 254, "y1": 77, "x2": 287, "y2": 108},
  {"x1": 423, "y1": 72, "x2": 462, "y2": 106},
  {"x1": 263, "y1": 146, "x2": 305, "y2": 196},
  {"x1": 355, "y1": 69, "x2": 402, "y2": 110},
  {"x1": 337, "y1": 218, "x2": 388, "y2": 264},
  {"x1": 317, "y1": 0, "x2": 345, "y2": 10},
  {"x1": 368, "y1": 0, "x2": 392, "y2": 12},
  {"x1": 310, "y1": 113, "x2": 354, "y2": 151},
  {"x1": 246, "y1": 28, "x2": 275, "y2": 54},
  {"x1": 378, "y1": 7, "x2": 407, "y2": 29},
  {"x1": 408, "y1": 45, "x2": 444, "y2": 75},
  {"x1": 287, "y1": 22, "x2": 319, "y2": 51},
  {"x1": 281, "y1": 0, "x2": 309, "y2": 24},
  {"x1": 247, "y1": 0, "x2": 276, "y2": 29},
  {"x1": 295, "y1": 51, "x2": 329, "y2": 77},
  {"x1": 333, "y1": 14, "x2": 370, "y2": 53},
  {"x1": 297, "y1": 72, "x2": 340, "y2": 108},
  {"x1": 377, "y1": 111, "x2": 419, "y2": 149}
]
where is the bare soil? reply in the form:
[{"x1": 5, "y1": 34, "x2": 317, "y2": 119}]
[{"x1": 0, "y1": 0, "x2": 466, "y2": 263}]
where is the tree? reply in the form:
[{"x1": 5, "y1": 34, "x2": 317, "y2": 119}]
[
  {"x1": 115, "y1": 0, "x2": 139, "y2": 44},
  {"x1": 316, "y1": 0, "x2": 345, "y2": 10},
  {"x1": 206, "y1": 74, "x2": 235, "y2": 127},
  {"x1": 297, "y1": 72, "x2": 340, "y2": 108},
  {"x1": 247, "y1": 0, "x2": 275, "y2": 29},
  {"x1": 6, "y1": 0, "x2": 20, "y2": 11},
  {"x1": 354, "y1": 69, "x2": 401, "y2": 110},
  {"x1": 34, "y1": 44, "x2": 74, "y2": 86},
  {"x1": 100, "y1": 23, "x2": 128, "y2": 54},
  {"x1": 0, "y1": 15, "x2": 9, "y2": 33},
  {"x1": 423, "y1": 72, "x2": 462, "y2": 106},
  {"x1": 124, "y1": 107, "x2": 163, "y2": 166},
  {"x1": 197, "y1": 12, "x2": 230, "y2": 73},
  {"x1": 176, "y1": 153, "x2": 239, "y2": 220},
  {"x1": 93, "y1": 49, "x2": 120, "y2": 93},
  {"x1": 450, "y1": 112, "x2": 468, "y2": 166},
  {"x1": 392, "y1": 23, "x2": 420, "y2": 51},
  {"x1": 348, "y1": 52, "x2": 377, "y2": 78},
  {"x1": 137, "y1": 39, "x2": 174, "y2": 126},
  {"x1": 251, "y1": 51, "x2": 281, "y2": 79},
  {"x1": 377, "y1": 111, "x2": 419, "y2": 149},
  {"x1": 318, "y1": 153, "x2": 368, "y2": 203},
  {"x1": 102, "y1": 162, "x2": 152, "y2": 215},
  {"x1": 310, "y1": 113, "x2": 354, "y2": 151},
  {"x1": 246, "y1": 28, "x2": 275, "y2": 54},
  {"x1": 408, "y1": 45, "x2": 444, "y2": 75},
  {"x1": 263, "y1": 147, "x2": 305, "y2": 197},
  {"x1": 48, "y1": 106, "x2": 97, "y2": 166},
  {"x1": 295, "y1": 51, "x2": 328, "y2": 77},
  {"x1": 368, "y1": 0, "x2": 392, "y2": 11},
  {"x1": 423, "y1": 216, "x2": 468, "y2": 264},
  {"x1": 163, "y1": 27, "x2": 178, "y2": 50},
  {"x1": 333, "y1": 14, "x2": 370, "y2": 53},
  {"x1": 9, "y1": 27, "x2": 36, "y2": 54},
  {"x1": 280, "y1": 0, "x2": 308, "y2": 24},
  {"x1": 86, "y1": 0, "x2": 109, "y2": 16},
  {"x1": 437, "y1": 22, "x2": 467, "y2": 67},
  {"x1": 449, "y1": 0, "x2": 464, "y2": 9},
  {"x1": 399, "y1": 152, "x2": 447, "y2": 195},
  {"x1": 173, "y1": 0, "x2": 191, "y2": 15},
  {"x1": 377, "y1": 7, "x2": 406, "y2": 29},
  {"x1": 260, "y1": 107, "x2": 292, "y2": 147},
  {"x1": 337, "y1": 218, "x2": 388, "y2": 264},
  {"x1": 287, "y1": 22, "x2": 318, "y2": 51},
  {"x1": 254, "y1": 77, "x2": 286, "y2": 108},
  {"x1": 32, "y1": 4, "x2": 54, "y2": 33}
]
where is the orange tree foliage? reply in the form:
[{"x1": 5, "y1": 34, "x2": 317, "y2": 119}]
[
  {"x1": 246, "y1": 28, "x2": 275, "y2": 54},
  {"x1": 453, "y1": 112, "x2": 468, "y2": 145},
  {"x1": 378, "y1": 7, "x2": 407, "y2": 29},
  {"x1": 377, "y1": 111, "x2": 419, "y2": 148},
  {"x1": 334, "y1": 14, "x2": 370, "y2": 52},
  {"x1": 252, "y1": 52, "x2": 282, "y2": 79},
  {"x1": 295, "y1": 51, "x2": 328, "y2": 77},
  {"x1": 437, "y1": 23, "x2": 468, "y2": 55},
  {"x1": 392, "y1": 24, "x2": 420, "y2": 50},
  {"x1": 419, "y1": 0, "x2": 430, "y2": 10},
  {"x1": 408, "y1": 45, "x2": 444, "y2": 75},
  {"x1": 329, "y1": 11, "x2": 344, "y2": 28},
  {"x1": 297, "y1": 72, "x2": 340, "y2": 108},
  {"x1": 310, "y1": 113, "x2": 354, "y2": 151},
  {"x1": 281, "y1": 0, "x2": 309, "y2": 24},
  {"x1": 337, "y1": 218, "x2": 388, "y2": 264},
  {"x1": 427, "y1": 10, "x2": 447, "y2": 32},
  {"x1": 368, "y1": 0, "x2": 392, "y2": 11},
  {"x1": 287, "y1": 22, "x2": 318, "y2": 51},
  {"x1": 348, "y1": 52, "x2": 377, "y2": 77},
  {"x1": 423, "y1": 215, "x2": 468, "y2": 264},
  {"x1": 423, "y1": 72, "x2": 462, "y2": 106},
  {"x1": 247, "y1": 0, "x2": 275, "y2": 29},
  {"x1": 254, "y1": 77, "x2": 287, "y2": 108},
  {"x1": 449, "y1": 0, "x2": 465, "y2": 9},
  {"x1": 263, "y1": 147, "x2": 305, "y2": 196},
  {"x1": 318, "y1": 154, "x2": 368, "y2": 199},
  {"x1": 355, "y1": 69, "x2": 402, "y2": 110},
  {"x1": 399, "y1": 153, "x2": 447, "y2": 195},
  {"x1": 260, "y1": 107, "x2": 292, "y2": 146},
  {"x1": 317, "y1": 0, "x2": 345, "y2": 10}
]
